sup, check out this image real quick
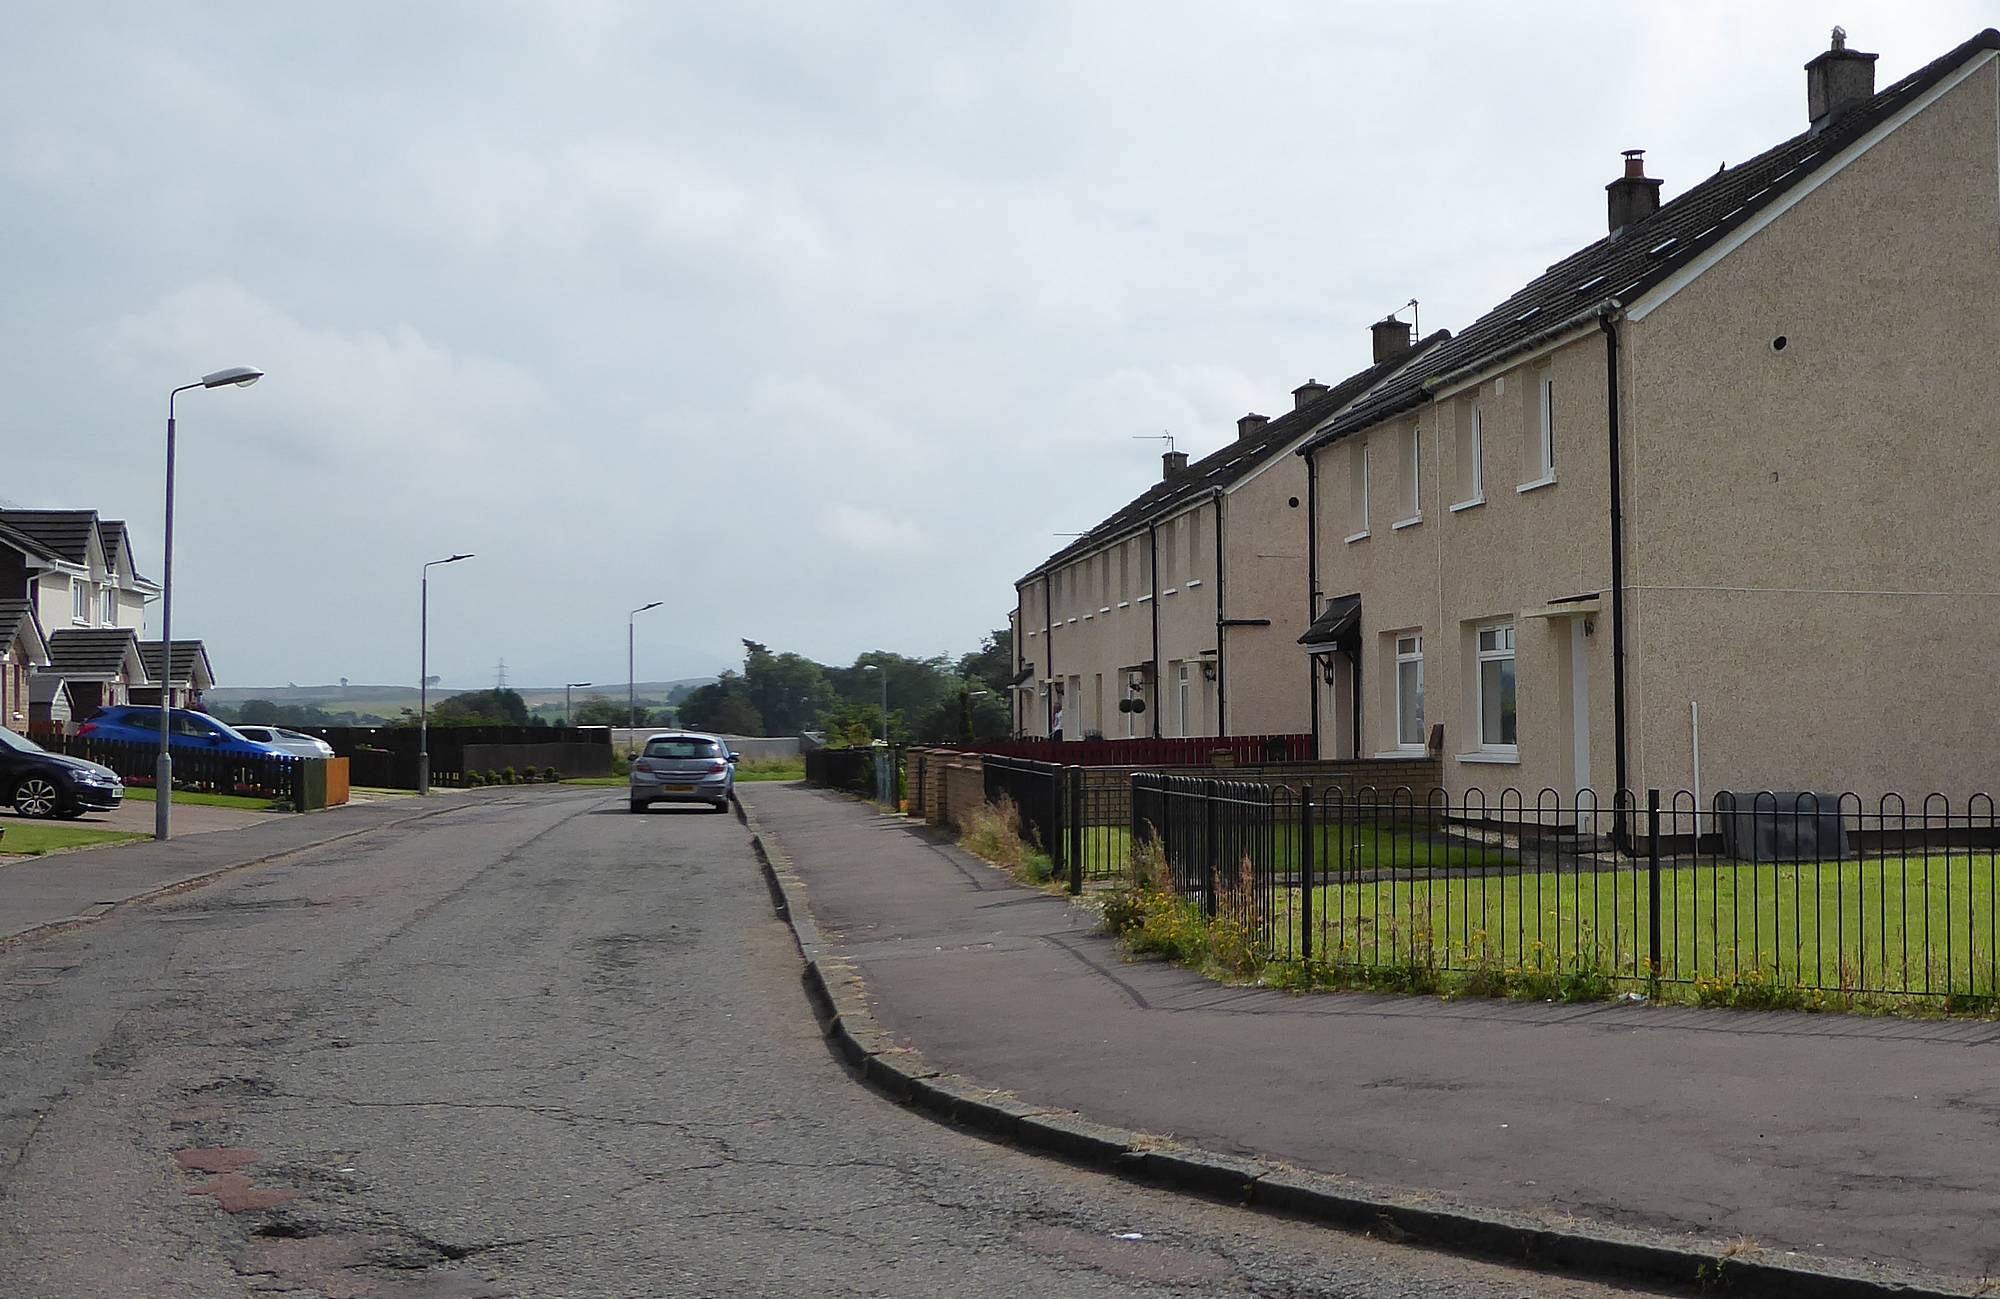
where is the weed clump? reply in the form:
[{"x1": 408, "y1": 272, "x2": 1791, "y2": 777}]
[{"x1": 959, "y1": 796, "x2": 1055, "y2": 888}]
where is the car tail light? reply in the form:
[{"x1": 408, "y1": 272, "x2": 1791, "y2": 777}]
[
  {"x1": 706, "y1": 762, "x2": 728, "y2": 774},
  {"x1": 76, "y1": 722, "x2": 97, "y2": 736},
  {"x1": 634, "y1": 760, "x2": 654, "y2": 773}
]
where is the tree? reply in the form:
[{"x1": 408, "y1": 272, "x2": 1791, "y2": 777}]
[
  {"x1": 956, "y1": 628, "x2": 1014, "y2": 690},
  {"x1": 679, "y1": 673, "x2": 765, "y2": 735},
  {"x1": 741, "y1": 639, "x2": 834, "y2": 735},
  {"x1": 425, "y1": 688, "x2": 530, "y2": 727},
  {"x1": 238, "y1": 699, "x2": 281, "y2": 724}
]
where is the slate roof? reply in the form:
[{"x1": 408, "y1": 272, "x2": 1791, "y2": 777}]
[
  {"x1": 1020, "y1": 332, "x2": 1451, "y2": 584},
  {"x1": 42, "y1": 628, "x2": 145, "y2": 681},
  {"x1": 139, "y1": 640, "x2": 215, "y2": 689},
  {"x1": 0, "y1": 519, "x2": 61, "y2": 566},
  {"x1": 0, "y1": 510, "x2": 101, "y2": 568},
  {"x1": 100, "y1": 521, "x2": 153, "y2": 585},
  {"x1": 28, "y1": 675, "x2": 68, "y2": 709},
  {"x1": 1304, "y1": 28, "x2": 2000, "y2": 452},
  {"x1": 0, "y1": 599, "x2": 48, "y2": 662}
]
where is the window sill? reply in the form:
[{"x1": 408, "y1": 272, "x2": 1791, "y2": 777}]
[
  {"x1": 1457, "y1": 750, "x2": 1521, "y2": 765},
  {"x1": 1065, "y1": 617, "x2": 1078, "y2": 624},
  {"x1": 1392, "y1": 515, "x2": 1422, "y2": 531},
  {"x1": 1515, "y1": 474, "x2": 1557, "y2": 495},
  {"x1": 1137, "y1": 594, "x2": 1153, "y2": 603},
  {"x1": 1162, "y1": 587, "x2": 1178, "y2": 596},
  {"x1": 1344, "y1": 530, "x2": 1370, "y2": 545},
  {"x1": 1099, "y1": 607, "x2": 1111, "y2": 615},
  {"x1": 1116, "y1": 601, "x2": 1131, "y2": 609},
  {"x1": 1372, "y1": 749, "x2": 1429, "y2": 760},
  {"x1": 1186, "y1": 579, "x2": 1203, "y2": 588},
  {"x1": 1449, "y1": 496, "x2": 1485, "y2": 513}
]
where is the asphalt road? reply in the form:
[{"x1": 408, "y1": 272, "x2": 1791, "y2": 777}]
[{"x1": 0, "y1": 787, "x2": 1649, "y2": 1297}]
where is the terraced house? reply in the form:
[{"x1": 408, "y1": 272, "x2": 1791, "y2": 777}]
[
  {"x1": 1298, "y1": 28, "x2": 2000, "y2": 805},
  {"x1": 1012, "y1": 323, "x2": 1446, "y2": 741}
]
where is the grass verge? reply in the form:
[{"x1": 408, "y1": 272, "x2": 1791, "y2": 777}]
[
  {"x1": 0, "y1": 823, "x2": 149, "y2": 856},
  {"x1": 958, "y1": 796, "x2": 1056, "y2": 887},
  {"x1": 120, "y1": 788, "x2": 280, "y2": 811}
]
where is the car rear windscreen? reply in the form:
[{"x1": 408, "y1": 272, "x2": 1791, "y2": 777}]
[{"x1": 644, "y1": 739, "x2": 722, "y2": 759}]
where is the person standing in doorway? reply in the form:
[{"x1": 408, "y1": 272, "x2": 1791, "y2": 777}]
[{"x1": 1051, "y1": 697, "x2": 1064, "y2": 742}]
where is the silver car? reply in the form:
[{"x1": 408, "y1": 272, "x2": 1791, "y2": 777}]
[
  {"x1": 233, "y1": 725, "x2": 336, "y2": 759},
  {"x1": 629, "y1": 732, "x2": 737, "y2": 813}
]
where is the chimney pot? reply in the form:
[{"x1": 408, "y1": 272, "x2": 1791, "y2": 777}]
[
  {"x1": 1605, "y1": 149, "x2": 1664, "y2": 235},
  {"x1": 1162, "y1": 449, "x2": 1188, "y2": 479},
  {"x1": 1237, "y1": 411, "x2": 1272, "y2": 439},
  {"x1": 1289, "y1": 380, "x2": 1329, "y2": 412},
  {"x1": 1805, "y1": 28, "x2": 1877, "y2": 133},
  {"x1": 1370, "y1": 318, "x2": 1414, "y2": 364}
]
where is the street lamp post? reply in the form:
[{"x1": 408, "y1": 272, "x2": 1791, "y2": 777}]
[
  {"x1": 628, "y1": 601, "x2": 663, "y2": 751},
  {"x1": 564, "y1": 681, "x2": 593, "y2": 726},
  {"x1": 861, "y1": 664, "x2": 887, "y2": 745},
  {"x1": 419, "y1": 552, "x2": 474, "y2": 795},
  {"x1": 156, "y1": 366, "x2": 263, "y2": 842}
]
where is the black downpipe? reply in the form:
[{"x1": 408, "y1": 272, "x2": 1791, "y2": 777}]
[
  {"x1": 1305, "y1": 454, "x2": 1321, "y2": 755},
  {"x1": 1213, "y1": 493, "x2": 1227, "y2": 737},
  {"x1": 1602, "y1": 314, "x2": 1631, "y2": 841},
  {"x1": 1013, "y1": 595, "x2": 1023, "y2": 737},
  {"x1": 1346, "y1": 644, "x2": 1361, "y2": 760},
  {"x1": 1147, "y1": 522, "x2": 1162, "y2": 738}
]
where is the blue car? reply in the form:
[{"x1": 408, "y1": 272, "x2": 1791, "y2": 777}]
[{"x1": 79, "y1": 706, "x2": 287, "y2": 758}]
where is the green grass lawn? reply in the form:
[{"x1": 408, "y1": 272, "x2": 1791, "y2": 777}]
[
  {"x1": 1073, "y1": 819, "x2": 1512, "y2": 881},
  {"x1": 0, "y1": 822, "x2": 148, "y2": 856},
  {"x1": 564, "y1": 776, "x2": 629, "y2": 787},
  {"x1": 1258, "y1": 852, "x2": 2000, "y2": 997},
  {"x1": 120, "y1": 788, "x2": 281, "y2": 811}
]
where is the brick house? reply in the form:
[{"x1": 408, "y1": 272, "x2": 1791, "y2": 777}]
[
  {"x1": 1012, "y1": 324, "x2": 1447, "y2": 742},
  {"x1": 1298, "y1": 28, "x2": 2000, "y2": 805}
]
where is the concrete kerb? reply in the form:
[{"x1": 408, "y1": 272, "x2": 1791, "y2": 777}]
[
  {"x1": 0, "y1": 788, "x2": 507, "y2": 953},
  {"x1": 738, "y1": 794, "x2": 1981, "y2": 1299}
]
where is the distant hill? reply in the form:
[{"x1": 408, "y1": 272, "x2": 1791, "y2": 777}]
[{"x1": 206, "y1": 680, "x2": 715, "y2": 719}]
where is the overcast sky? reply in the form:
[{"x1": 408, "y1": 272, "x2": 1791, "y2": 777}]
[{"x1": 1, "y1": 2, "x2": 1986, "y2": 689}]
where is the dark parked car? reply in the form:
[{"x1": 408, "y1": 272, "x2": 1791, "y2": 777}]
[
  {"x1": 0, "y1": 725, "x2": 123, "y2": 819},
  {"x1": 78, "y1": 706, "x2": 285, "y2": 759}
]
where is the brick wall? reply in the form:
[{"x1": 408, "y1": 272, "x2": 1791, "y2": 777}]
[{"x1": 906, "y1": 748, "x2": 989, "y2": 830}]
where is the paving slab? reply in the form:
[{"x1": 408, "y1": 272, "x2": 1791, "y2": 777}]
[{"x1": 741, "y1": 781, "x2": 2000, "y2": 1288}]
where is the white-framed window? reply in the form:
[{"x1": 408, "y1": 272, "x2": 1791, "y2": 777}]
[
  {"x1": 1347, "y1": 441, "x2": 1370, "y2": 541},
  {"x1": 1176, "y1": 662, "x2": 1192, "y2": 737},
  {"x1": 1454, "y1": 406, "x2": 1484, "y2": 509},
  {"x1": 1476, "y1": 622, "x2": 1518, "y2": 751},
  {"x1": 1397, "y1": 424, "x2": 1422, "y2": 523},
  {"x1": 1395, "y1": 634, "x2": 1425, "y2": 750},
  {"x1": 1532, "y1": 372, "x2": 1555, "y2": 480},
  {"x1": 72, "y1": 580, "x2": 89, "y2": 624},
  {"x1": 100, "y1": 584, "x2": 114, "y2": 626}
]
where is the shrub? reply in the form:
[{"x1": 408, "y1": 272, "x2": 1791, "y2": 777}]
[
  {"x1": 466, "y1": 771, "x2": 486, "y2": 787},
  {"x1": 542, "y1": 765, "x2": 560, "y2": 783},
  {"x1": 501, "y1": 766, "x2": 518, "y2": 785},
  {"x1": 486, "y1": 769, "x2": 503, "y2": 787}
]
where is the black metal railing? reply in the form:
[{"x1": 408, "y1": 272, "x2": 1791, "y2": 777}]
[
  {"x1": 804, "y1": 748, "x2": 878, "y2": 797},
  {"x1": 1120, "y1": 781, "x2": 2000, "y2": 1000},
  {"x1": 982, "y1": 756, "x2": 1063, "y2": 868},
  {"x1": 46, "y1": 735, "x2": 305, "y2": 806}
]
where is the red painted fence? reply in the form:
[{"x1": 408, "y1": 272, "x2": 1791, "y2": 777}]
[{"x1": 962, "y1": 733, "x2": 1312, "y2": 768}]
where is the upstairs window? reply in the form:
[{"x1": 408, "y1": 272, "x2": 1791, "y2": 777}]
[
  {"x1": 72, "y1": 581, "x2": 89, "y2": 624},
  {"x1": 1455, "y1": 406, "x2": 1484, "y2": 507},
  {"x1": 1347, "y1": 442, "x2": 1370, "y2": 540},
  {"x1": 1398, "y1": 424, "x2": 1422, "y2": 523},
  {"x1": 1534, "y1": 372, "x2": 1555, "y2": 481}
]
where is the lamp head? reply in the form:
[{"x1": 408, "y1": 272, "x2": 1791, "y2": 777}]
[{"x1": 200, "y1": 366, "x2": 264, "y2": 389}]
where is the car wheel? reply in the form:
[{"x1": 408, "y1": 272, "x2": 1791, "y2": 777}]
[
  {"x1": 14, "y1": 778, "x2": 61, "y2": 819},
  {"x1": 712, "y1": 799, "x2": 729, "y2": 813},
  {"x1": 628, "y1": 800, "x2": 645, "y2": 814}
]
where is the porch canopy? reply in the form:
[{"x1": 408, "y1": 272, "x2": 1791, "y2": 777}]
[{"x1": 1297, "y1": 594, "x2": 1360, "y2": 654}]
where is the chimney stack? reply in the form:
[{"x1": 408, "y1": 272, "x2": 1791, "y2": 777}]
[
  {"x1": 1237, "y1": 412, "x2": 1272, "y2": 439},
  {"x1": 1806, "y1": 27, "x2": 1877, "y2": 134},
  {"x1": 1290, "y1": 380, "x2": 1329, "y2": 411},
  {"x1": 1162, "y1": 449, "x2": 1188, "y2": 479},
  {"x1": 1606, "y1": 149, "x2": 1664, "y2": 234},
  {"x1": 1371, "y1": 317, "x2": 1413, "y2": 363}
]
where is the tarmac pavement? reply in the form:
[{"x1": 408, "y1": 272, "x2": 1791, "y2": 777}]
[{"x1": 740, "y1": 781, "x2": 2000, "y2": 1291}]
